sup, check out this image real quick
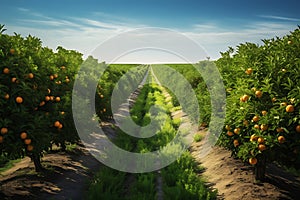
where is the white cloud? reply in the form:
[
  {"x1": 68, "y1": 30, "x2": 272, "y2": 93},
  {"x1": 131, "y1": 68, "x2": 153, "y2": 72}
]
[
  {"x1": 259, "y1": 15, "x2": 300, "y2": 22},
  {"x1": 5, "y1": 9, "x2": 299, "y2": 62}
]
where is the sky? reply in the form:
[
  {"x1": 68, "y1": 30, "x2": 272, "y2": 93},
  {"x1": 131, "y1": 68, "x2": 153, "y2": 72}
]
[{"x1": 1, "y1": 0, "x2": 300, "y2": 63}]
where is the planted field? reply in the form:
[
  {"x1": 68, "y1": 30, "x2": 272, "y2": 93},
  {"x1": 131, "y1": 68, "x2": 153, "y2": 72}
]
[{"x1": 0, "y1": 26, "x2": 300, "y2": 200}]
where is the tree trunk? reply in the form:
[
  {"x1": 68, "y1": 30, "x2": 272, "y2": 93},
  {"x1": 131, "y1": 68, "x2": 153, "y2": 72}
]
[
  {"x1": 31, "y1": 153, "x2": 44, "y2": 172},
  {"x1": 255, "y1": 154, "x2": 266, "y2": 182},
  {"x1": 61, "y1": 142, "x2": 66, "y2": 151}
]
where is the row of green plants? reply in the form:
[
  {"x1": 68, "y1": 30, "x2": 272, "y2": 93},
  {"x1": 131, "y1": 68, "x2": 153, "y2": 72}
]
[
  {"x1": 88, "y1": 71, "x2": 217, "y2": 199},
  {"x1": 216, "y1": 27, "x2": 300, "y2": 181},
  {"x1": 0, "y1": 25, "x2": 136, "y2": 171}
]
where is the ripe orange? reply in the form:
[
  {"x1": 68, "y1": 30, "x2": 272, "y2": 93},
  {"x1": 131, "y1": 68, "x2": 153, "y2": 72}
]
[
  {"x1": 286, "y1": 105, "x2": 294, "y2": 113},
  {"x1": 65, "y1": 78, "x2": 70, "y2": 83},
  {"x1": 47, "y1": 88, "x2": 51, "y2": 94},
  {"x1": 233, "y1": 139, "x2": 239, "y2": 147},
  {"x1": 27, "y1": 145, "x2": 34, "y2": 151},
  {"x1": 4, "y1": 93, "x2": 9, "y2": 100},
  {"x1": 296, "y1": 125, "x2": 300, "y2": 133},
  {"x1": 45, "y1": 96, "x2": 50, "y2": 101},
  {"x1": 55, "y1": 97, "x2": 61, "y2": 102},
  {"x1": 240, "y1": 94, "x2": 249, "y2": 102},
  {"x1": 100, "y1": 94, "x2": 104, "y2": 99},
  {"x1": 272, "y1": 97, "x2": 276, "y2": 102},
  {"x1": 39, "y1": 101, "x2": 45, "y2": 106},
  {"x1": 50, "y1": 96, "x2": 54, "y2": 101},
  {"x1": 243, "y1": 120, "x2": 249, "y2": 126},
  {"x1": 58, "y1": 124, "x2": 63, "y2": 129},
  {"x1": 255, "y1": 90, "x2": 263, "y2": 98},
  {"x1": 245, "y1": 68, "x2": 253, "y2": 75},
  {"x1": 261, "y1": 110, "x2": 267, "y2": 116},
  {"x1": 53, "y1": 74, "x2": 58, "y2": 79},
  {"x1": 1, "y1": 127, "x2": 8, "y2": 134},
  {"x1": 11, "y1": 77, "x2": 17, "y2": 83},
  {"x1": 60, "y1": 111, "x2": 65, "y2": 115},
  {"x1": 252, "y1": 116, "x2": 260, "y2": 122},
  {"x1": 61, "y1": 66, "x2": 66, "y2": 70},
  {"x1": 3, "y1": 68, "x2": 9, "y2": 74},
  {"x1": 103, "y1": 108, "x2": 106, "y2": 112},
  {"x1": 254, "y1": 124, "x2": 260, "y2": 129},
  {"x1": 20, "y1": 132, "x2": 27, "y2": 139},
  {"x1": 258, "y1": 144, "x2": 266, "y2": 151},
  {"x1": 0, "y1": 135, "x2": 3, "y2": 143},
  {"x1": 49, "y1": 75, "x2": 54, "y2": 80},
  {"x1": 276, "y1": 127, "x2": 284, "y2": 133},
  {"x1": 24, "y1": 138, "x2": 31, "y2": 145},
  {"x1": 227, "y1": 131, "x2": 234, "y2": 136},
  {"x1": 10, "y1": 48, "x2": 15, "y2": 54},
  {"x1": 260, "y1": 124, "x2": 268, "y2": 131},
  {"x1": 28, "y1": 73, "x2": 34, "y2": 79},
  {"x1": 278, "y1": 136, "x2": 285, "y2": 144},
  {"x1": 288, "y1": 40, "x2": 292, "y2": 45},
  {"x1": 234, "y1": 128, "x2": 241, "y2": 134},
  {"x1": 257, "y1": 137, "x2": 265, "y2": 144},
  {"x1": 250, "y1": 134, "x2": 258, "y2": 142},
  {"x1": 54, "y1": 121, "x2": 61, "y2": 127},
  {"x1": 249, "y1": 157, "x2": 257, "y2": 165},
  {"x1": 225, "y1": 125, "x2": 231, "y2": 131},
  {"x1": 16, "y1": 96, "x2": 23, "y2": 104}
]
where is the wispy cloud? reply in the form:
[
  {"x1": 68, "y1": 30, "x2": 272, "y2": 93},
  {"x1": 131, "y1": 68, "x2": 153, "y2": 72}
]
[{"x1": 259, "y1": 15, "x2": 300, "y2": 22}]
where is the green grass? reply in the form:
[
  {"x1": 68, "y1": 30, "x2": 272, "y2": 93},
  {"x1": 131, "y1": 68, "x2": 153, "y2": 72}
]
[
  {"x1": 0, "y1": 157, "x2": 21, "y2": 173},
  {"x1": 194, "y1": 134, "x2": 204, "y2": 142}
]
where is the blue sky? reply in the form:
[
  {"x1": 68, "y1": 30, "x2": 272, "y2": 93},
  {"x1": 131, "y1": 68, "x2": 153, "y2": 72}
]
[{"x1": 1, "y1": 0, "x2": 300, "y2": 63}]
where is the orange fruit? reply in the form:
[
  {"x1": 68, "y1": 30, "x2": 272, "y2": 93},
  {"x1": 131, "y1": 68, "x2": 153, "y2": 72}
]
[
  {"x1": 58, "y1": 124, "x2": 63, "y2": 129},
  {"x1": 276, "y1": 127, "x2": 284, "y2": 133},
  {"x1": 60, "y1": 111, "x2": 65, "y2": 115},
  {"x1": 11, "y1": 77, "x2": 17, "y2": 83},
  {"x1": 10, "y1": 48, "x2": 15, "y2": 54},
  {"x1": 261, "y1": 110, "x2": 267, "y2": 116},
  {"x1": 4, "y1": 93, "x2": 9, "y2": 100},
  {"x1": 255, "y1": 90, "x2": 263, "y2": 98},
  {"x1": 1, "y1": 127, "x2": 8, "y2": 135},
  {"x1": 240, "y1": 94, "x2": 249, "y2": 102},
  {"x1": 233, "y1": 139, "x2": 239, "y2": 147},
  {"x1": 225, "y1": 125, "x2": 231, "y2": 131},
  {"x1": 258, "y1": 144, "x2": 266, "y2": 151},
  {"x1": 260, "y1": 124, "x2": 268, "y2": 131},
  {"x1": 103, "y1": 108, "x2": 106, "y2": 112},
  {"x1": 50, "y1": 96, "x2": 54, "y2": 101},
  {"x1": 254, "y1": 124, "x2": 260, "y2": 129},
  {"x1": 65, "y1": 78, "x2": 70, "y2": 83},
  {"x1": 61, "y1": 66, "x2": 66, "y2": 70},
  {"x1": 24, "y1": 138, "x2": 31, "y2": 145},
  {"x1": 251, "y1": 87, "x2": 257, "y2": 92},
  {"x1": 27, "y1": 145, "x2": 34, "y2": 151},
  {"x1": 280, "y1": 102, "x2": 287, "y2": 107},
  {"x1": 28, "y1": 73, "x2": 34, "y2": 79},
  {"x1": 249, "y1": 157, "x2": 257, "y2": 165},
  {"x1": 47, "y1": 88, "x2": 51, "y2": 94},
  {"x1": 16, "y1": 96, "x2": 23, "y2": 104},
  {"x1": 55, "y1": 97, "x2": 61, "y2": 102},
  {"x1": 227, "y1": 131, "x2": 234, "y2": 136},
  {"x1": 53, "y1": 74, "x2": 58, "y2": 78},
  {"x1": 243, "y1": 120, "x2": 249, "y2": 126},
  {"x1": 252, "y1": 116, "x2": 260, "y2": 122},
  {"x1": 286, "y1": 105, "x2": 294, "y2": 113},
  {"x1": 234, "y1": 128, "x2": 241, "y2": 134},
  {"x1": 39, "y1": 101, "x2": 45, "y2": 106},
  {"x1": 272, "y1": 97, "x2": 276, "y2": 102},
  {"x1": 54, "y1": 121, "x2": 61, "y2": 127},
  {"x1": 0, "y1": 135, "x2": 3, "y2": 143},
  {"x1": 45, "y1": 96, "x2": 50, "y2": 101},
  {"x1": 278, "y1": 136, "x2": 285, "y2": 144},
  {"x1": 100, "y1": 94, "x2": 104, "y2": 99},
  {"x1": 3, "y1": 67, "x2": 9, "y2": 74},
  {"x1": 20, "y1": 132, "x2": 27, "y2": 139},
  {"x1": 288, "y1": 40, "x2": 292, "y2": 45},
  {"x1": 245, "y1": 68, "x2": 253, "y2": 75},
  {"x1": 296, "y1": 125, "x2": 300, "y2": 133},
  {"x1": 257, "y1": 137, "x2": 265, "y2": 144},
  {"x1": 49, "y1": 75, "x2": 54, "y2": 80},
  {"x1": 250, "y1": 134, "x2": 258, "y2": 142}
]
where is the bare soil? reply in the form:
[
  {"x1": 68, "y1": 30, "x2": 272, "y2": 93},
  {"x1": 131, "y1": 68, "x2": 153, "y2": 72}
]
[{"x1": 190, "y1": 130, "x2": 300, "y2": 200}]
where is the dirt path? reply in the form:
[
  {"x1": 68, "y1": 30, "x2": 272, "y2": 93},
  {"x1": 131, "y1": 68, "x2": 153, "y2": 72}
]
[
  {"x1": 0, "y1": 144, "x2": 101, "y2": 200},
  {"x1": 190, "y1": 133, "x2": 300, "y2": 200}
]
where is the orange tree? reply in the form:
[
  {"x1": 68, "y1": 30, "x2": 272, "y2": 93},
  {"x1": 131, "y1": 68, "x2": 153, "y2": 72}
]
[
  {"x1": 216, "y1": 27, "x2": 300, "y2": 181},
  {"x1": 0, "y1": 25, "x2": 82, "y2": 171}
]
